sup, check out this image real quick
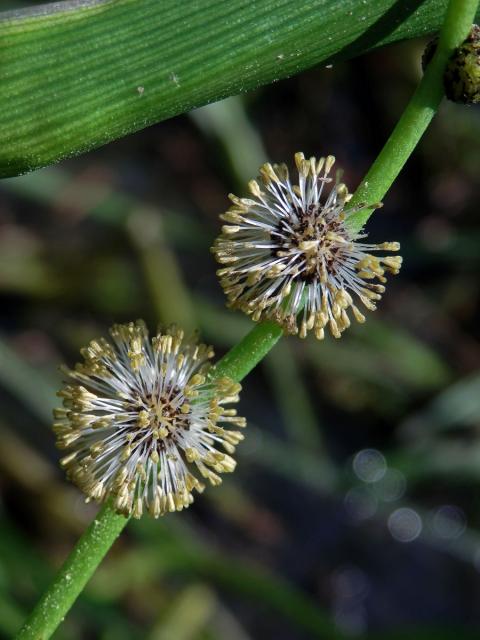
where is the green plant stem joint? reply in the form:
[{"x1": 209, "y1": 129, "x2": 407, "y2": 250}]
[{"x1": 423, "y1": 24, "x2": 480, "y2": 104}]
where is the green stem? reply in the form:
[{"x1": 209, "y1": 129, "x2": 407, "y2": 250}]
[
  {"x1": 347, "y1": 0, "x2": 478, "y2": 232},
  {"x1": 16, "y1": 502, "x2": 127, "y2": 640},
  {"x1": 212, "y1": 0, "x2": 479, "y2": 387},
  {"x1": 16, "y1": 321, "x2": 283, "y2": 640},
  {"x1": 212, "y1": 320, "x2": 283, "y2": 383},
  {"x1": 16, "y1": 1, "x2": 478, "y2": 637}
]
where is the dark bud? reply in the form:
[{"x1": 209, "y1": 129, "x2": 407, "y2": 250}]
[{"x1": 422, "y1": 24, "x2": 480, "y2": 105}]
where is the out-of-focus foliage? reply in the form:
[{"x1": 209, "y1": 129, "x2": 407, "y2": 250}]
[{"x1": 0, "y1": 24, "x2": 480, "y2": 640}]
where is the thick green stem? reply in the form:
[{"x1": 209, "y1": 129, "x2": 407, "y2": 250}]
[
  {"x1": 347, "y1": 0, "x2": 478, "y2": 232},
  {"x1": 212, "y1": 320, "x2": 283, "y2": 383},
  {"x1": 16, "y1": 502, "x2": 127, "y2": 640}
]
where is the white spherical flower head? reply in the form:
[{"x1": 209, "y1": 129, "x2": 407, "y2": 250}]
[
  {"x1": 213, "y1": 153, "x2": 402, "y2": 339},
  {"x1": 54, "y1": 321, "x2": 245, "y2": 518}
]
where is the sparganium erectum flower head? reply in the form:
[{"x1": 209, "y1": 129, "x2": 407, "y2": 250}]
[
  {"x1": 54, "y1": 321, "x2": 245, "y2": 518},
  {"x1": 212, "y1": 153, "x2": 402, "y2": 339}
]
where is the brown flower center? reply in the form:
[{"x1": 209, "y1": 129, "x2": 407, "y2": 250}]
[{"x1": 273, "y1": 204, "x2": 348, "y2": 282}]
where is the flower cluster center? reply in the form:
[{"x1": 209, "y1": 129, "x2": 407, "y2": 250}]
[
  {"x1": 275, "y1": 204, "x2": 347, "y2": 282},
  {"x1": 135, "y1": 389, "x2": 190, "y2": 445}
]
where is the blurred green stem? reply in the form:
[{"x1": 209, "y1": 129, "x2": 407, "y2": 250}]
[
  {"x1": 348, "y1": 0, "x2": 478, "y2": 231},
  {"x1": 264, "y1": 341, "x2": 323, "y2": 449},
  {"x1": 16, "y1": 502, "x2": 127, "y2": 640},
  {"x1": 16, "y1": 0, "x2": 478, "y2": 637},
  {"x1": 126, "y1": 206, "x2": 197, "y2": 333}
]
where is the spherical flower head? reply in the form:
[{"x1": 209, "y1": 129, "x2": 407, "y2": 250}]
[
  {"x1": 423, "y1": 25, "x2": 480, "y2": 105},
  {"x1": 212, "y1": 153, "x2": 402, "y2": 339},
  {"x1": 54, "y1": 321, "x2": 245, "y2": 518},
  {"x1": 444, "y1": 24, "x2": 480, "y2": 105}
]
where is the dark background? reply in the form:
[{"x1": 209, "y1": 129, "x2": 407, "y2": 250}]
[{"x1": 1, "y1": 6, "x2": 480, "y2": 638}]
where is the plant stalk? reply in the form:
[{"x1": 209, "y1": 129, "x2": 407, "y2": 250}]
[
  {"x1": 347, "y1": 0, "x2": 478, "y2": 231},
  {"x1": 16, "y1": 502, "x2": 127, "y2": 639}
]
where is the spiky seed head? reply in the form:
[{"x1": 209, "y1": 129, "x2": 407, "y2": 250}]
[
  {"x1": 54, "y1": 321, "x2": 245, "y2": 518},
  {"x1": 212, "y1": 153, "x2": 402, "y2": 339}
]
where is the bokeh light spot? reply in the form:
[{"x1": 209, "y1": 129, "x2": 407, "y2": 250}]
[
  {"x1": 353, "y1": 448, "x2": 387, "y2": 483},
  {"x1": 432, "y1": 505, "x2": 466, "y2": 540},
  {"x1": 388, "y1": 507, "x2": 422, "y2": 543}
]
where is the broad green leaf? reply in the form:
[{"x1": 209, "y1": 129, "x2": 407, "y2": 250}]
[{"x1": 2, "y1": 0, "x2": 480, "y2": 177}]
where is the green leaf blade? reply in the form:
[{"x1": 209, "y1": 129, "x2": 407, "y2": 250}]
[{"x1": 1, "y1": 0, "x2": 479, "y2": 177}]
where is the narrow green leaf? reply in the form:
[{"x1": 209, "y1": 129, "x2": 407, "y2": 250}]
[{"x1": 2, "y1": 0, "x2": 480, "y2": 177}]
